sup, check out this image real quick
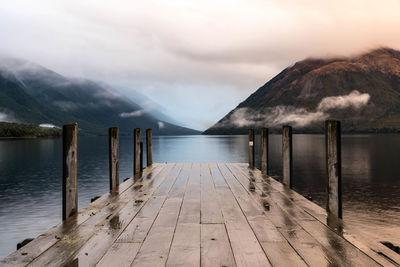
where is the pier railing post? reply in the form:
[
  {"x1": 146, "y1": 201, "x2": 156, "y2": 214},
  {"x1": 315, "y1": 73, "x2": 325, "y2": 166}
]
[
  {"x1": 261, "y1": 128, "x2": 269, "y2": 174},
  {"x1": 140, "y1": 141, "x2": 144, "y2": 173},
  {"x1": 62, "y1": 123, "x2": 78, "y2": 221},
  {"x1": 146, "y1": 129, "x2": 152, "y2": 167},
  {"x1": 109, "y1": 127, "x2": 119, "y2": 191},
  {"x1": 249, "y1": 129, "x2": 255, "y2": 169},
  {"x1": 282, "y1": 125, "x2": 292, "y2": 188},
  {"x1": 326, "y1": 120, "x2": 342, "y2": 219},
  {"x1": 134, "y1": 128, "x2": 141, "y2": 179}
]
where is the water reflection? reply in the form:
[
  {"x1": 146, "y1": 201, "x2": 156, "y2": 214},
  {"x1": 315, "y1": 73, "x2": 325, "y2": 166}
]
[{"x1": 0, "y1": 134, "x2": 400, "y2": 258}]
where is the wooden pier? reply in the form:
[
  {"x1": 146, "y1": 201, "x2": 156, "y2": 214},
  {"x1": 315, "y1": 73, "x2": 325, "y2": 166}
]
[
  {"x1": 1, "y1": 124, "x2": 400, "y2": 266},
  {"x1": 1, "y1": 162, "x2": 399, "y2": 266}
]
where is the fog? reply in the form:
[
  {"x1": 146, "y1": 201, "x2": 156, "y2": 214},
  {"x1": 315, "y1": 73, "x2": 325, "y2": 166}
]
[{"x1": 223, "y1": 91, "x2": 371, "y2": 128}]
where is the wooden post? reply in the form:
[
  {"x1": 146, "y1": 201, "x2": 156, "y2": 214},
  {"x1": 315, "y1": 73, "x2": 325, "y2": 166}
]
[
  {"x1": 282, "y1": 126, "x2": 292, "y2": 188},
  {"x1": 62, "y1": 123, "x2": 78, "y2": 221},
  {"x1": 261, "y1": 128, "x2": 269, "y2": 174},
  {"x1": 248, "y1": 129, "x2": 255, "y2": 169},
  {"x1": 146, "y1": 129, "x2": 152, "y2": 167},
  {"x1": 133, "y1": 128, "x2": 141, "y2": 179},
  {"x1": 326, "y1": 120, "x2": 342, "y2": 219},
  {"x1": 140, "y1": 141, "x2": 144, "y2": 173},
  {"x1": 109, "y1": 127, "x2": 119, "y2": 191}
]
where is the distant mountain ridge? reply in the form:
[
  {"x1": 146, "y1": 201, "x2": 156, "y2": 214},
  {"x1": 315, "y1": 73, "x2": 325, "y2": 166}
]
[
  {"x1": 205, "y1": 48, "x2": 400, "y2": 134},
  {"x1": 0, "y1": 57, "x2": 200, "y2": 135}
]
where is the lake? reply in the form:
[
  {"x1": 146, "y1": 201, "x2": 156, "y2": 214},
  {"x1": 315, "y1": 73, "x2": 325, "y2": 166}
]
[{"x1": 0, "y1": 134, "x2": 400, "y2": 258}]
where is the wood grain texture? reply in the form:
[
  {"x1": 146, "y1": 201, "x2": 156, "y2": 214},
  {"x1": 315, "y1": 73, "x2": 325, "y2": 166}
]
[
  {"x1": 201, "y1": 224, "x2": 236, "y2": 267},
  {"x1": 63, "y1": 123, "x2": 78, "y2": 221},
  {"x1": 146, "y1": 128, "x2": 152, "y2": 166},
  {"x1": 261, "y1": 128, "x2": 269, "y2": 174},
  {"x1": 109, "y1": 127, "x2": 119, "y2": 191},
  {"x1": 1, "y1": 163, "x2": 386, "y2": 267},
  {"x1": 133, "y1": 128, "x2": 141, "y2": 179},
  {"x1": 96, "y1": 243, "x2": 140, "y2": 267},
  {"x1": 326, "y1": 120, "x2": 342, "y2": 218},
  {"x1": 282, "y1": 126, "x2": 292, "y2": 188}
]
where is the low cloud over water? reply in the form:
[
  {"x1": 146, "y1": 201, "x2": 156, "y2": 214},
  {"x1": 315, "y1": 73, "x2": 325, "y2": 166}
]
[{"x1": 223, "y1": 90, "x2": 370, "y2": 128}]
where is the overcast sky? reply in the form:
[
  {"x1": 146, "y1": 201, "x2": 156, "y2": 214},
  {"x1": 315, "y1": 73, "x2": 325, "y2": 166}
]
[{"x1": 1, "y1": 0, "x2": 400, "y2": 130}]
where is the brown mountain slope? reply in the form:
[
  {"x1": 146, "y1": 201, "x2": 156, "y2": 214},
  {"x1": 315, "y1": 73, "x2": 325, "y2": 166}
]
[{"x1": 204, "y1": 48, "x2": 400, "y2": 134}]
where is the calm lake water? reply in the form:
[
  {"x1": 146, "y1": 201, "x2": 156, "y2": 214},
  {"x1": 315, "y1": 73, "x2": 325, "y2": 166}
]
[{"x1": 0, "y1": 134, "x2": 400, "y2": 258}]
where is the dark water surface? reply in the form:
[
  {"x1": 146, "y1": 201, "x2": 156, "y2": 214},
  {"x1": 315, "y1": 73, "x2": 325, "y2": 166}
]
[{"x1": 0, "y1": 134, "x2": 400, "y2": 258}]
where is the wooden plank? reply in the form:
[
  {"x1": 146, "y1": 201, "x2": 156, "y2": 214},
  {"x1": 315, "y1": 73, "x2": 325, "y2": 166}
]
[
  {"x1": 130, "y1": 199, "x2": 183, "y2": 267},
  {"x1": 26, "y1": 164, "x2": 171, "y2": 267},
  {"x1": 96, "y1": 243, "x2": 140, "y2": 267},
  {"x1": 212, "y1": 164, "x2": 271, "y2": 267},
  {"x1": 243, "y1": 165, "x2": 400, "y2": 266},
  {"x1": 229, "y1": 163, "x2": 346, "y2": 266},
  {"x1": 167, "y1": 224, "x2": 200, "y2": 267},
  {"x1": 231, "y1": 164, "x2": 380, "y2": 267},
  {"x1": 166, "y1": 163, "x2": 201, "y2": 266},
  {"x1": 72, "y1": 164, "x2": 180, "y2": 267},
  {"x1": 131, "y1": 163, "x2": 191, "y2": 267},
  {"x1": 260, "y1": 241, "x2": 307, "y2": 267},
  {"x1": 200, "y1": 163, "x2": 223, "y2": 224},
  {"x1": 0, "y1": 164, "x2": 164, "y2": 267},
  {"x1": 175, "y1": 163, "x2": 200, "y2": 224},
  {"x1": 219, "y1": 164, "x2": 308, "y2": 267},
  {"x1": 201, "y1": 224, "x2": 236, "y2": 267},
  {"x1": 117, "y1": 164, "x2": 182, "y2": 243},
  {"x1": 209, "y1": 163, "x2": 228, "y2": 188}
]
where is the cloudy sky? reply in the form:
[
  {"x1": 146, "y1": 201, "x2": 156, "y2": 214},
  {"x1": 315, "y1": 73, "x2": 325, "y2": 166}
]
[{"x1": 0, "y1": 0, "x2": 400, "y2": 130}]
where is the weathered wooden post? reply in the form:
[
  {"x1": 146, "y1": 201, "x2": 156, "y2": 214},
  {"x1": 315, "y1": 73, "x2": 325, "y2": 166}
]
[
  {"x1": 146, "y1": 129, "x2": 153, "y2": 167},
  {"x1": 140, "y1": 141, "x2": 144, "y2": 173},
  {"x1": 109, "y1": 127, "x2": 119, "y2": 191},
  {"x1": 133, "y1": 128, "x2": 141, "y2": 179},
  {"x1": 248, "y1": 129, "x2": 255, "y2": 169},
  {"x1": 261, "y1": 128, "x2": 269, "y2": 174},
  {"x1": 63, "y1": 123, "x2": 78, "y2": 221},
  {"x1": 282, "y1": 126, "x2": 292, "y2": 188},
  {"x1": 326, "y1": 120, "x2": 342, "y2": 219}
]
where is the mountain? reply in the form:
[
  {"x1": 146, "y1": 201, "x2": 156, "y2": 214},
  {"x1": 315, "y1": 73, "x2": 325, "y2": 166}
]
[
  {"x1": 204, "y1": 48, "x2": 400, "y2": 134},
  {"x1": 0, "y1": 57, "x2": 200, "y2": 135}
]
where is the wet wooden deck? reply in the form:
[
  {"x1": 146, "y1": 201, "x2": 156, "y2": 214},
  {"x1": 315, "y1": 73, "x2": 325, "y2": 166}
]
[{"x1": 2, "y1": 163, "x2": 400, "y2": 266}]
